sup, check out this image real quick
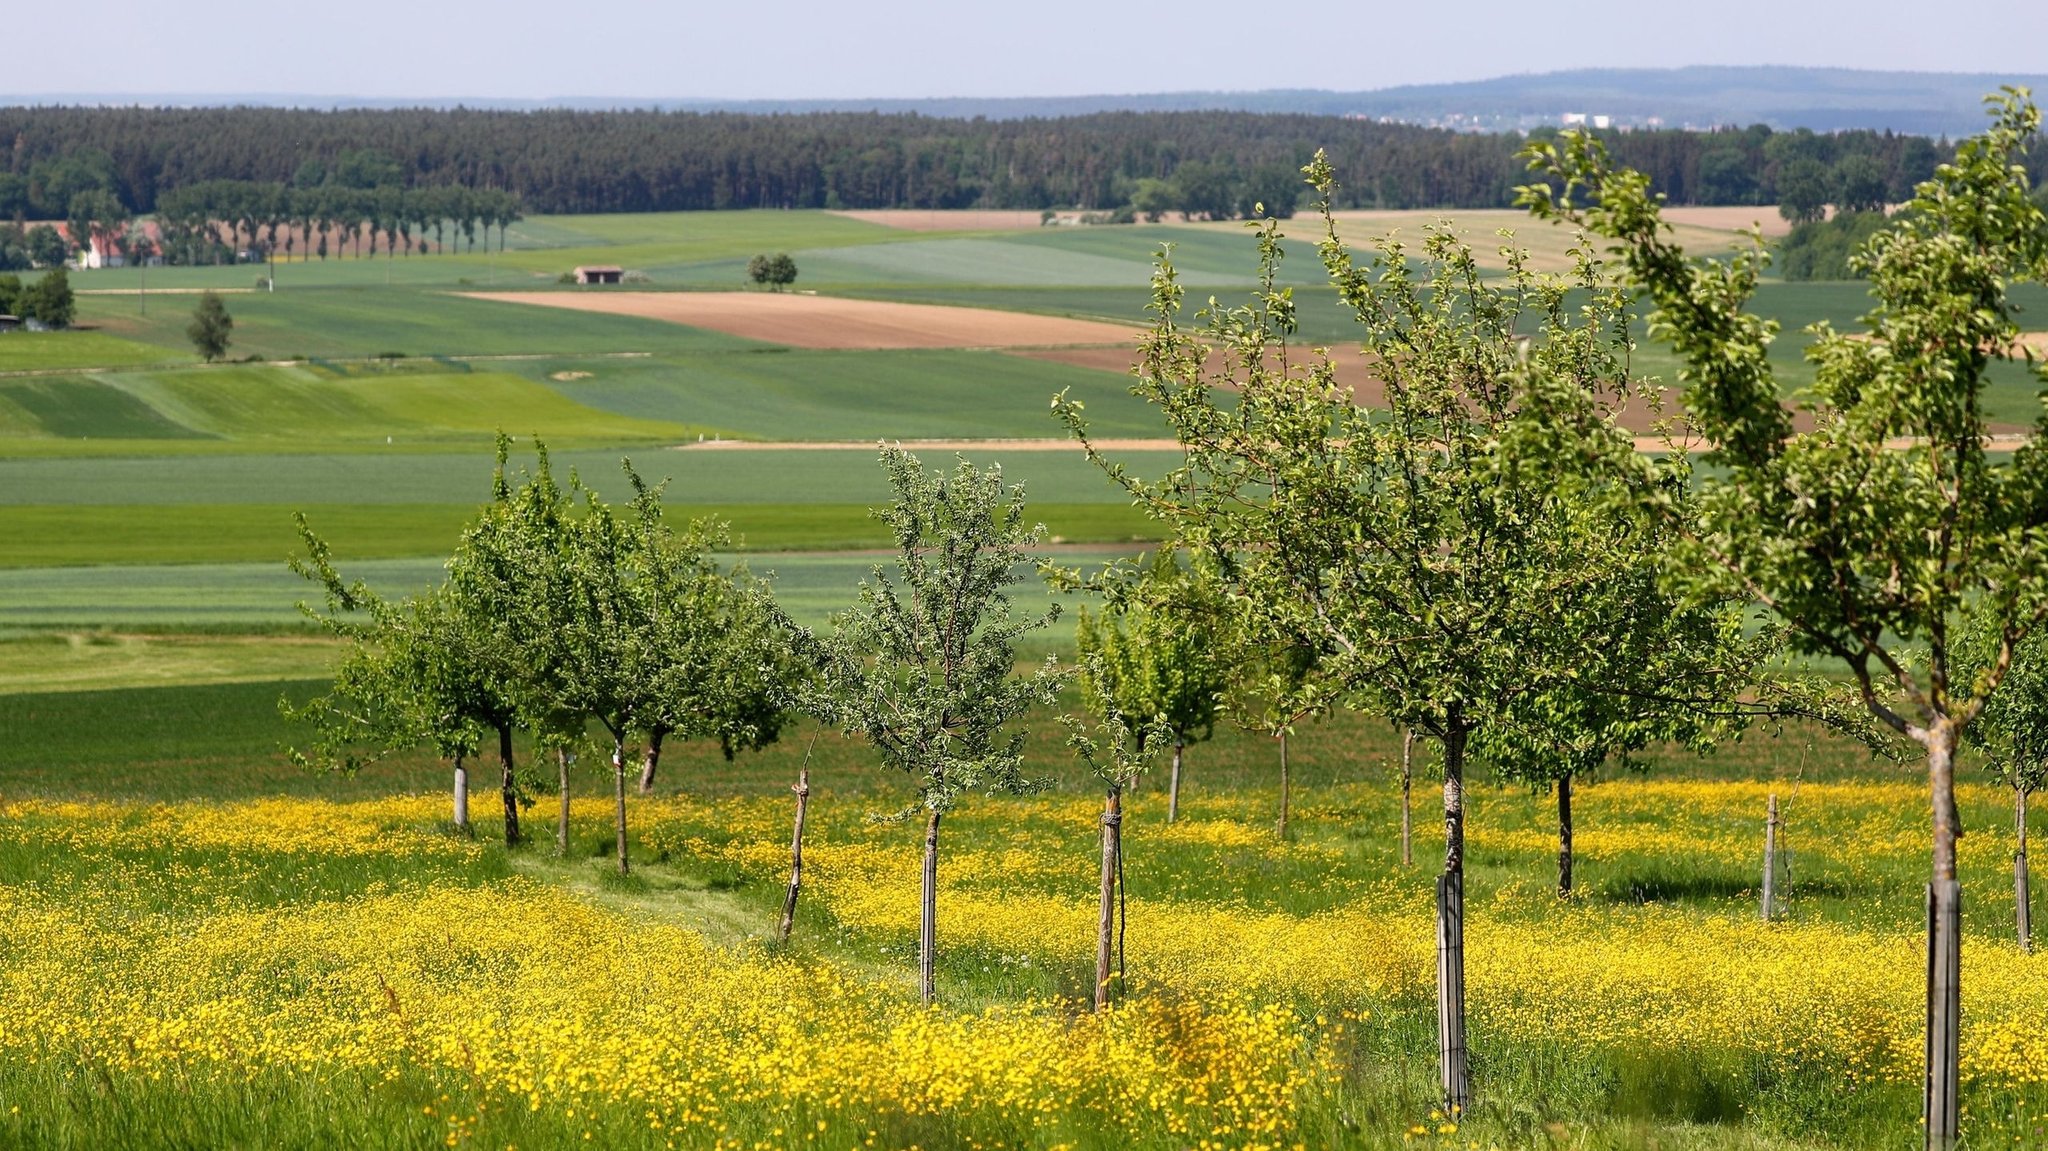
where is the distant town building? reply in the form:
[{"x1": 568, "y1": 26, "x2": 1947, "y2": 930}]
[{"x1": 574, "y1": 266, "x2": 623, "y2": 285}]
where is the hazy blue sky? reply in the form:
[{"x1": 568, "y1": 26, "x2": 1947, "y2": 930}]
[{"x1": 7, "y1": 0, "x2": 2045, "y2": 100}]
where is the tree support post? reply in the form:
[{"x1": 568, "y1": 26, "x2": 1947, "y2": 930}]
[
  {"x1": 1096, "y1": 786, "x2": 1123, "y2": 1010},
  {"x1": 920, "y1": 809, "x2": 943, "y2": 1005},
  {"x1": 1925, "y1": 725, "x2": 1962, "y2": 1151},
  {"x1": 1436, "y1": 728, "x2": 1470, "y2": 1112},
  {"x1": 612, "y1": 738, "x2": 630, "y2": 875},
  {"x1": 556, "y1": 748, "x2": 572, "y2": 856},
  {"x1": 1925, "y1": 879, "x2": 1961, "y2": 1149},
  {"x1": 2018, "y1": 788, "x2": 2032, "y2": 954},
  {"x1": 1400, "y1": 728, "x2": 1414, "y2": 867},
  {"x1": 1277, "y1": 733, "x2": 1291, "y2": 839},
  {"x1": 498, "y1": 724, "x2": 521, "y2": 847},
  {"x1": 1556, "y1": 773, "x2": 1573, "y2": 897},
  {"x1": 778, "y1": 756, "x2": 812, "y2": 943},
  {"x1": 452, "y1": 752, "x2": 470, "y2": 834},
  {"x1": 1761, "y1": 793, "x2": 1780, "y2": 922},
  {"x1": 1167, "y1": 740, "x2": 1184, "y2": 823}
]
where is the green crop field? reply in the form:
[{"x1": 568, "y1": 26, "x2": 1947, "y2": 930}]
[
  {"x1": 0, "y1": 502, "x2": 1156, "y2": 567},
  {"x1": 73, "y1": 286, "x2": 764, "y2": 360},
  {"x1": 0, "y1": 548, "x2": 1128, "y2": 629},
  {"x1": 0, "y1": 329, "x2": 182, "y2": 372}
]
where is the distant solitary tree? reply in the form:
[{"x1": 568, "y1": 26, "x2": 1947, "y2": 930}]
[
  {"x1": 747, "y1": 252, "x2": 797, "y2": 290},
  {"x1": 816, "y1": 447, "x2": 1064, "y2": 1004},
  {"x1": 187, "y1": 290, "x2": 233, "y2": 361}
]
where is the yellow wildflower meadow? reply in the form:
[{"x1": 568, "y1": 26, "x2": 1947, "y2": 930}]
[{"x1": 0, "y1": 777, "x2": 2042, "y2": 1148}]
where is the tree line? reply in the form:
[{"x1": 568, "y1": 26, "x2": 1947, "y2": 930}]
[{"x1": 0, "y1": 104, "x2": 1997, "y2": 218}]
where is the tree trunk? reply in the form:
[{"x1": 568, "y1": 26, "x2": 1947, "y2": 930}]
[
  {"x1": 1556, "y1": 773, "x2": 1573, "y2": 897},
  {"x1": 498, "y1": 724, "x2": 521, "y2": 847},
  {"x1": 637, "y1": 728, "x2": 666, "y2": 795},
  {"x1": 1096, "y1": 785, "x2": 1123, "y2": 1010},
  {"x1": 1167, "y1": 739, "x2": 1184, "y2": 823},
  {"x1": 1401, "y1": 728, "x2": 1414, "y2": 868},
  {"x1": 556, "y1": 748, "x2": 572, "y2": 856},
  {"x1": 1436, "y1": 726, "x2": 1471, "y2": 1112},
  {"x1": 1277, "y1": 732, "x2": 1291, "y2": 839},
  {"x1": 778, "y1": 755, "x2": 812, "y2": 943},
  {"x1": 920, "y1": 808, "x2": 943, "y2": 1005},
  {"x1": 612, "y1": 736, "x2": 630, "y2": 875},
  {"x1": 2017, "y1": 787, "x2": 2032, "y2": 954},
  {"x1": 1924, "y1": 722, "x2": 1962, "y2": 1151},
  {"x1": 452, "y1": 752, "x2": 470, "y2": 834}
]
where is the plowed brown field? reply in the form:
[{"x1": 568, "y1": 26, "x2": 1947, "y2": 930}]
[{"x1": 460, "y1": 291, "x2": 1142, "y2": 350}]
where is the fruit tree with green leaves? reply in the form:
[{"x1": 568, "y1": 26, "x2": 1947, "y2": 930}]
[
  {"x1": 815, "y1": 447, "x2": 1065, "y2": 1005},
  {"x1": 1519, "y1": 88, "x2": 2048, "y2": 1150}
]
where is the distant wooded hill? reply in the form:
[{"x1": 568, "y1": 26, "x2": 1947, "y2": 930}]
[{"x1": 10, "y1": 66, "x2": 2046, "y2": 135}]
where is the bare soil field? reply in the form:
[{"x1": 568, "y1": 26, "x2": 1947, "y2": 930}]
[
  {"x1": 826, "y1": 209, "x2": 1055, "y2": 232},
  {"x1": 460, "y1": 291, "x2": 1143, "y2": 350}
]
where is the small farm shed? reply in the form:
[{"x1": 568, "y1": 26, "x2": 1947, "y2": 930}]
[
  {"x1": 574, "y1": 266, "x2": 623, "y2": 285},
  {"x1": 0, "y1": 315, "x2": 19, "y2": 333}
]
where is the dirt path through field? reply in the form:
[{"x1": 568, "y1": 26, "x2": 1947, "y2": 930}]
[{"x1": 460, "y1": 291, "x2": 1143, "y2": 350}]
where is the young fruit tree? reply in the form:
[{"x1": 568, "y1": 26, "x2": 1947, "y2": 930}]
[
  {"x1": 1473, "y1": 484, "x2": 1774, "y2": 897},
  {"x1": 1520, "y1": 90, "x2": 2048, "y2": 1148},
  {"x1": 1062, "y1": 679, "x2": 1167, "y2": 1010},
  {"x1": 1958, "y1": 616, "x2": 2048, "y2": 953},
  {"x1": 285, "y1": 585, "x2": 477, "y2": 826},
  {"x1": 1057, "y1": 157, "x2": 1688, "y2": 1109},
  {"x1": 288, "y1": 529, "x2": 530, "y2": 844},
  {"x1": 635, "y1": 559, "x2": 802, "y2": 796},
  {"x1": 516, "y1": 458, "x2": 770, "y2": 875},
  {"x1": 1073, "y1": 547, "x2": 1231, "y2": 823},
  {"x1": 445, "y1": 437, "x2": 582, "y2": 851},
  {"x1": 816, "y1": 447, "x2": 1065, "y2": 1004},
  {"x1": 1233, "y1": 640, "x2": 1320, "y2": 839}
]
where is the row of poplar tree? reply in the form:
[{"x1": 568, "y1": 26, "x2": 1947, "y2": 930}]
[
  {"x1": 297, "y1": 93, "x2": 2048, "y2": 1151},
  {"x1": 56, "y1": 182, "x2": 523, "y2": 269}
]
